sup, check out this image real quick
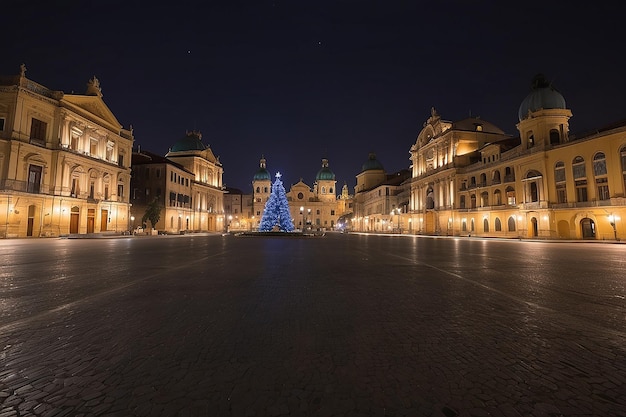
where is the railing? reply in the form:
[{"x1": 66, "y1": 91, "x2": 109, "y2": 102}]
[{"x1": 0, "y1": 179, "x2": 50, "y2": 194}]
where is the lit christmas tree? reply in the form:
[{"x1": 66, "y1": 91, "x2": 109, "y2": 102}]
[{"x1": 258, "y1": 172, "x2": 295, "y2": 232}]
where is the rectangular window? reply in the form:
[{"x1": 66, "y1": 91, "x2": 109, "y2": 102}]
[
  {"x1": 30, "y1": 118, "x2": 47, "y2": 142},
  {"x1": 118, "y1": 154, "x2": 124, "y2": 167},
  {"x1": 89, "y1": 181, "x2": 95, "y2": 199},
  {"x1": 556, "y1": 184, "x2": 567, "y2": 204},
  {"x1": 575, "y1": 180, "x2": 588, "y2": 202},
  {"x1": 90, "y1": 139, "x2": 98, "y2": 156},
  {"x1": 0, "y1": 118, "x2": 5, "y2": 131},
  {"x1": 27, "y1": 165, "x2": 42, "y2": 193},
  {"x1": 596, "y1": 178, "x2": 610, "y2": 200},
  {"x1": 71, "y1": 178, "x2": 80, "y2": 197},
  {"x1": 104, "y1": 184, "x2": 110, "y2": 200}
]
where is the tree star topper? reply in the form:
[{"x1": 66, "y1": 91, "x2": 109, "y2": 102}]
[{"x1": 275, "y1": 172, "x2": 281, "y2": 179}]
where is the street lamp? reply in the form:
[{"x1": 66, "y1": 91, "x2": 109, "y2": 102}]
[
  {"x1": 608, "y1": 214, "x2": 619, "y2": 240},
  {"x1": 228, "y1": 215, "x2": 233, "y2": 232}
]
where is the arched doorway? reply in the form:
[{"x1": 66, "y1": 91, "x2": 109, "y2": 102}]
[
  {"x1": 581, "y1": 218, "x2": 596, "y2": 239},
  {"x1": 530, "y1": 217, "x2": 538, "y2": 237}
]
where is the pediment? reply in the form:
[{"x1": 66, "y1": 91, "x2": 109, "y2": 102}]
[{"x1": 61, "y1": 95, "x2": 122, "y2": 131}]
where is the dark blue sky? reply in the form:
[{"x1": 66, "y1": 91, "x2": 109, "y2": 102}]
[{"x1": 4, "y1": 1, "x2": 626, "y2": 191}]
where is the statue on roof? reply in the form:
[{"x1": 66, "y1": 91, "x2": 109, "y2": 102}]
[{"x1": 20, "y1": 63, "x2": 27, "y2": 77}]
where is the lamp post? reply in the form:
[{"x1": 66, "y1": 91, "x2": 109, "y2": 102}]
[
  {"x1": 300, "y1": 206, "x2": 304, "y2": 231},
  {"x1": 609, "y1": 214, "x2": 619, "y2": 240},
  {"x1": 228, "y1": 215, "x2": 232, "y2": 233},
  {"x1": 396, "y1": 208, "x2": 401, "y2": 232}
]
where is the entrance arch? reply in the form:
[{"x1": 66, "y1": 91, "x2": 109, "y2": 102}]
[{"x1": 581, "y1": 218, "x2": 596, "y2": 239}]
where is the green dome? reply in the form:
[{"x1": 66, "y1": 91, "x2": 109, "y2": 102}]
[
  {"x1": 169, "y1": 131, "x2": 206, "y2": 152},
  {"x1": 361, "y1": 152, "x2": 384, "y2": 171},
  {"x1": 253, "y1": 168, "x2": 271, "y2": 181},
  {"x1": 518, "y1": 74, "x2": 566, "y2": 121},
  {"x1": 316, "y1": 158, "x2": 335, "y2": 180}
]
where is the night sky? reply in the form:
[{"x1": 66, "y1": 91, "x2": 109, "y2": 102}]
[{"x1": 4, "y1": 1, "x2": 626, "y2": 192}]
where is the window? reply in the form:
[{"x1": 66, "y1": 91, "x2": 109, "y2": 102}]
[
  {"x1": 118, "y1": 154, "x2": 124, "y2": 167},
  {"x1": 459, "y1": 195, "x2": 466, "y2": 209},
  {"x1": 104, "y1": 184, "x2": 110, "y2": 200},
  {"x1": 156, "y1": 168, "x2": 161, "y2": 178},
  {"x1": 27, "y1": 165, "x2": 42, "y2": 193},
  {"x1": 330, "y1": 210, "x2": 335, "y2": 215},
  {"x1": 508, "y1": 217, "x2": 516, "y2": 232},
  {"x1": 506, "y1": 187, "x2": 516, "y2": 205},
  {"x1": 492, "y1": 170, "x2": 501, "y2": 184},
  {"x1": 90, "y1": 139, "x2": 98, "y2": 156},
  {"x1": 71, "y1": 177, "x2": 80, "y2": 197},
  {"x1": 483, "y1": 218, "x2": 489, "y2": 232},
  {"x1": 527, "y1": 131, "x2": 534, "y2": 148},
  {"x1": 297, "y1": 192, "x2": 304, "y2": 199},
  {"x1": 550, "y1": 129, "x2": 560, "y2": 145},
  {"x1": 593, "y1": 152, "x2": 610, "y2": 200},
  {"x1": 30, "y1": 118, "x2": 47, "y2": 142},
  {"x1": 106, "y1": 142, "x2": 114, "y2": 161},
  {"x1": 481, "y1": 191, "x2": 489, "y2": 207},
  {"x1": 493, "y1": 190, "x2": 502, "y2": 205},
  {"x1": 316, "y1": 209, "x2": 320, "y2": 215},
  {"x1": 495, "y1": 218, "x2": 502, "y2": 231},
  {"x1": 89, "y1": 181, "x2": 95, "y2": 199},
  {"x1": 322, "y1": 186, "x2": 326, "y2": 193},
  {"x1": 573, "y1": 156, "x2": 587, "y2": 202},
  {"x1": 329, "y1": 187, "x2": 333, "y2": 193},
  {"x1": 554, "y1": 161, "x2": 566, "y2": 203},
  {"x1": 0, "y1": 118, "x2": 5, "y2": 131}
]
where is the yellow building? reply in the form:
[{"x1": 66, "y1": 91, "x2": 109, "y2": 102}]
[
  {"x1": 0, "y1": 65, "x2": 133, "y2": 237},
  {"x1": 251, "y1": 156, "x2": 348, "y2": 231},
  {"x1": 408, "y1": 74, "x2": 626, "y2": 240},
  {"x1": 350, "y1": 153, "x2": 411, "y2": 233},
  {"x1": 130, "y1": 131, "x2": 224, "y2": 234}
]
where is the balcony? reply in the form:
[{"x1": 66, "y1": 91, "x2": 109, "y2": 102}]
[{"x1": 0, "y1": 179, "x2": 50, "y2": 194}]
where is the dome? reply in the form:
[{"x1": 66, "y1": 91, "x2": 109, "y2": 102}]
[
  {"x1": 361, "y1": 152, "x2": 384, "y2": 172},
  {"x1": 253, "y1": 156, "x2": 271, "y2": 181},
  {"x1": 169, "y1": 131, "x2": 206, "y2": 152},
  {"x1": 315, "y1": 158, "x2": 335, "y2": 181},
  {"x1": 518, "y1": 74, "x2": 566, "y2": 121},
  {"x1": 253, "y1": 168, "x2": 271, "y2": 181}
]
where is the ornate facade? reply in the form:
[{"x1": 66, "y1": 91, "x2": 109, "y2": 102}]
[
  {"x1": 250, "y1": 157, "x2": 350, "y2": 231},
  {"x1": 130, "y1": 131, "x2": 224, "y2": 234},
  {"x1": 0, "y1": 65, "x2": 133, "y2": 237},
  {"x1": 407, "y1": 74, "x2": 626, "y2": 240}
]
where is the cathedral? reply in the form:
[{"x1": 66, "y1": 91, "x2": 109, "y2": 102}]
[{"x1": 248, "y1": 156, "x2": 351, "y2": 232}]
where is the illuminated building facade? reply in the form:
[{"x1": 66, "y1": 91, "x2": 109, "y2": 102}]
[
  {"x1": 130, "y1": 131, "x2": 224, "y2": 234},
  {"x1": 0, "y1": 65, "x2": 133, "y2": 237},
  {"x1": 408, "y1": 74, "x2": 626, "y2": 240},
  {"x1": 251, "y1": 157, "x2": 349, "y2": 231}
]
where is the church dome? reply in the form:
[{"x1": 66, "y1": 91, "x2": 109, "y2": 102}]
[
  {"x1": 169, "y1": 131, "x2": 206, "y2": 152},
  {"x1": 361, "y1": 152, "x2": 384, "y2": 172},
  {"x1": 518, "y1": 74, "x2": 566, "y2": 121},
  {"x1": 315, "y1": 158, "x2": 335, "y2": 181},
  {"x1": 253, "y1": 156, "x2": 271, "y2": 181}
]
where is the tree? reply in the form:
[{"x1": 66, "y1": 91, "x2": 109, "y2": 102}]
[
  {"x1": 142, "y1": 198, "x2": 161, "y2": 229},
  {"x1": 259, "y1": 172, "x2": 295, "y2": 232}
]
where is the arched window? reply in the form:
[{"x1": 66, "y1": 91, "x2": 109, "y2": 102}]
[
  {"x1": 549, "y1": 129, "x2": 560, "y2": 145},
  {"x1": 481, "y1": 191, "x2": 489, "y2": 207},
  {"x1": 505, "y1": 166, "x2": 515, "y2": 182},
  {"x1": 483, "y1": 218, "x2": 489, "y2": 232},
  {"x1": 256, "y1": 186, "x2": 260, "y2": 193},
  {"x1": 329, "y1": 187, "x2": 333, "y2": 194},
  {"x1": 470, "y1": 194, "x2": 476, "y2": 209},
  {"x1": 459, "y1": 195, "x2": 466, "y2": 209},
  {"x1": 493, "y1": 189, "x2": 502, "y2": 205},
  {"x1": 495, "y1": 217, "x2": 502, "y2": 231},
  {"x1": 555, "y1": 161, "x2": 567, "y2": 204},
  {"x1": 526, "y1": 170, "x2": 542, "y2": 202},
  {"x1": 506, "y1": 186, "x2": 516, "y2": 205},
  {"x1": 508, "y1": 216, "x2": 516, "y2": 232},
  {"x1": 492, "y1": 170, "x2": 501, "y2": 184},
  {"x1": 322, "y1": 186, "x2": 326, "y2": 193},
  {"x1": 479, "y1": 173, "x2": 487, "y2": 186},
  {"x1": 527, "y1": 131, "x2": 535, "y2": 148},
  {"x1": 470, "y1": 218, "x2": 475, "y2": 232},
  {"x1": 573, "y1": 156, "x2": 587, "y2": 202},
  {"x1": 462, "y1": 219, "x2": 467, "y2": 232},
  {"x1": 593, "y1": 152, "x2": 609, "y2": 200}
]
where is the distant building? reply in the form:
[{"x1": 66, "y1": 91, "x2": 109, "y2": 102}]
[
  {"x1": 130, "y1": 131, "x2": 224, "y2": 234},
  {"x1": 223, "y1": 186, "x2": 254, "y2": 232},
  {"x1": 0, "y1": 65, "x2": 133, "y2": 237},
  {"x1": 251, "y1": 156, "x2": 351, "y2": 231},
  {"x1": 351, "y1": 152, "x2": 411, "y2": 233},
  {"x1": 407, "y1": 74, "x2": 626, "y2": 240}
]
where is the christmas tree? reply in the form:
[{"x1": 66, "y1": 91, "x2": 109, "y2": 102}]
[{"x1": 259, "y1": 172, "x2": 295, "y2": 232}]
